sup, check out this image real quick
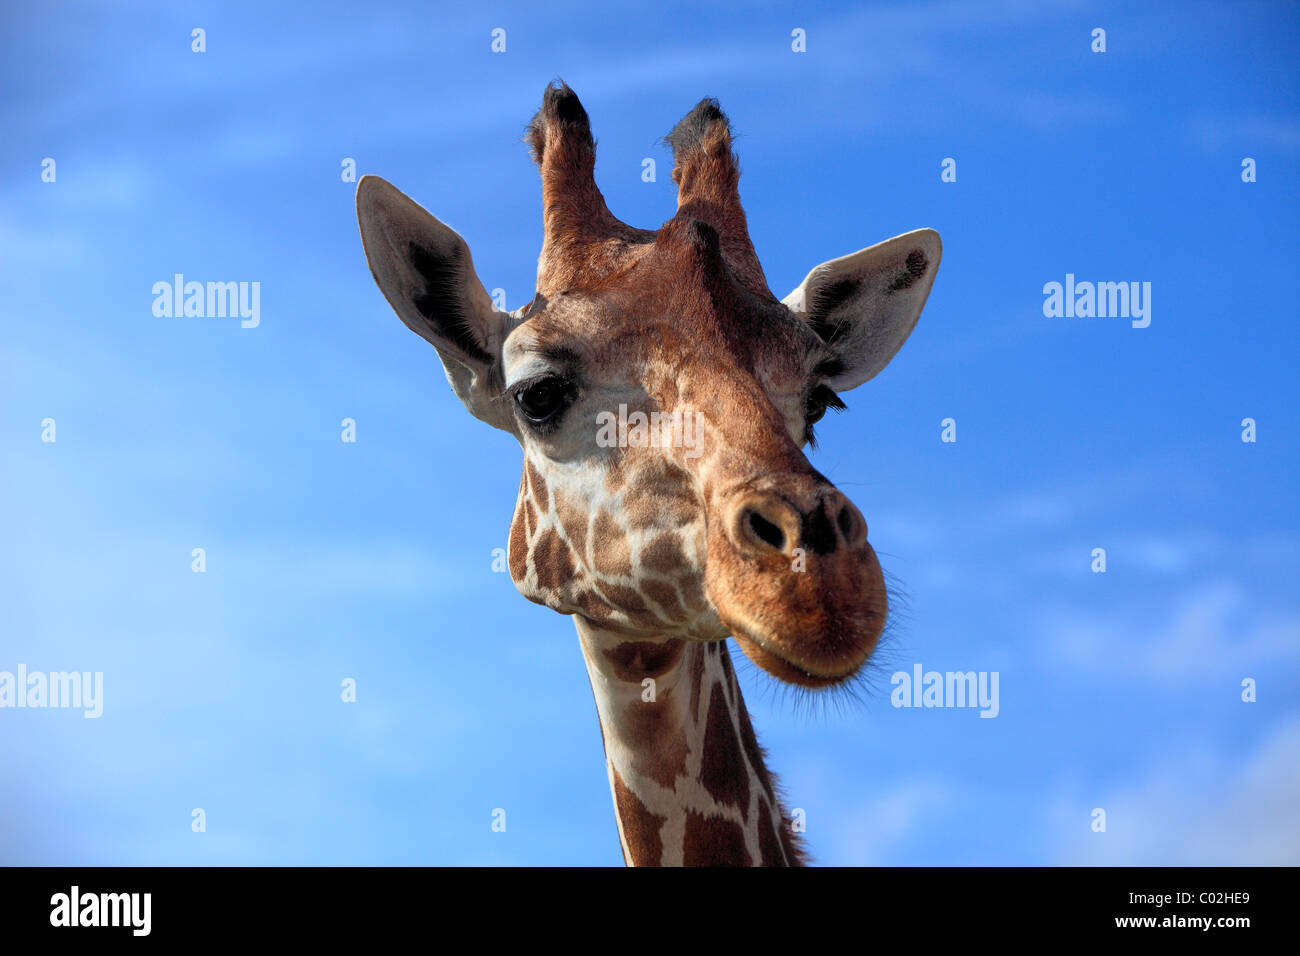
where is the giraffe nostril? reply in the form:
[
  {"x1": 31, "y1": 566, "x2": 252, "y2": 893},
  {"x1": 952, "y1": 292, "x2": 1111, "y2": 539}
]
[
  {"x1": 746, "y1": 510, "x2": 786, "y2": 551},
  {"x1": 834, "y1": 499, "x2": 867, "y2": 548},
  {"x1": 837, "y1": 506, "x2": 855, "y2": 540}
]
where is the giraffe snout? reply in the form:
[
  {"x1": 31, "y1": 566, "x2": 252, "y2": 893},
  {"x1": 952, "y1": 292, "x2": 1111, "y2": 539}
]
[{"x1": 707, "y1": 480, "x2": 886, "y2": 688}]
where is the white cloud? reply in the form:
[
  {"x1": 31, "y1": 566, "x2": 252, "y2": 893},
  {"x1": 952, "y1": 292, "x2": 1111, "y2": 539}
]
[
  {"x1": 1052, "y1": 715, "x2": 1300, "y2": 865},
  {"x1": 1044, "y1": 580, "x2": 1300, "y2": 681}
]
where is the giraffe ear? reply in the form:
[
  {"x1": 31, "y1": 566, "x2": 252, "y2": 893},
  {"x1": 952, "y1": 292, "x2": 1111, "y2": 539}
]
[
  {"x1": 783, "y1": 229, "x2": 941, "y2": 391},
  {"x1": 357, "y1": 174, "x2": 518, "y2": 433}
]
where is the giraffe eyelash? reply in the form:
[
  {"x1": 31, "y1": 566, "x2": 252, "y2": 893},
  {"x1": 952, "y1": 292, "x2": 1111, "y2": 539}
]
[{"x1": 805, "y1": 385, "x2": 846, "y2": 448}]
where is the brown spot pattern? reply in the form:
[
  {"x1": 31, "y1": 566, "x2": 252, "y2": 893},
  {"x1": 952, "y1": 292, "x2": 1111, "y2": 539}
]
[
  {"x1": 641, "y1": 532, "x2": 685, "y2": 574},
  {"x1": 622, "y1": 692, "x2": 689, "y2": 789},
  {"x1": 553, "y1": 489, "x2": 589, "y2": 562},
  {"x1": 522, "y1": 495, "x2": 537, "y2": 538},
  {"x1": 532, "y1": 527, "x2": 575, "y2": 592},
  {"x1": 682, "y1": 810, "x2": 751, "y2": 867},
  {"x1": 755, "y1": 797, "x2": 787, "y2": 866},
  {"x1": 595, "y1": 581, "x2": 653, "y2": 618},
  {"x1": 507, "y1": 508, "x2": 529, "y2": 583},
  {"x1": 700, "y1": 681, "x2": 749, "y2": 814},
  {"x1": 641, "y1": 579, "x2": 685, "y2": 618},
  {"x1": 612, "y1": 769, "x2": 666, "y2": 866},
  {"x1": 525, "y1": 457, "x2": 548, "y2": 506},
  {"x1": 591, "y1": 510, "x2": 633, "y2": 578},
  {"x1": 688, "y1": 643, "x2": 706, "y2": 720},
  {"x1": 601, "y1": 640, "x2": 685, "y2": 682}
]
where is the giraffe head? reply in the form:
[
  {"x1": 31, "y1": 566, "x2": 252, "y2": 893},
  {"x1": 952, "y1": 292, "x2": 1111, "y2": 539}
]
[{"x1": 357, "y1": 84, "x2": 940, "y2": 689}]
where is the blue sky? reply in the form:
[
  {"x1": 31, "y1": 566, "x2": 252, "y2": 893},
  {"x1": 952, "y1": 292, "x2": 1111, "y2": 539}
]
[{"x1": 1, "y1": 0, "x2": 1297, "y2": 865}]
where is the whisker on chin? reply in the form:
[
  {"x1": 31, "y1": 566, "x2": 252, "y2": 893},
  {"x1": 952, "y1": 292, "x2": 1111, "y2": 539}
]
[{"x1": 727, "y1": 569, "x2": 912, "y2": 723}]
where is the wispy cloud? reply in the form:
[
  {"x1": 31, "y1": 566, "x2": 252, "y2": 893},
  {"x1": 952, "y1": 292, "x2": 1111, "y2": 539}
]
[
  {"x1": 1042, "y1": 580, "x2": 1300, "y2": 682},
  {"x1": 832, "y1": 776, "x2": 952, "y2": 865},
  {"x1": 1189, "y1": 112, "x2": 1300, "y2": 154},
  {"x1": 1051, "y1": 715, "x2": 1300, "y2": 865}
]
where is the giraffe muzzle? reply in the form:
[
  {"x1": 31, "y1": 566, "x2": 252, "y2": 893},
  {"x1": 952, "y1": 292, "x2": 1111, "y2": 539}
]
[{"x1": 706, "y1": 480, "x2": 888, "y2": 688}]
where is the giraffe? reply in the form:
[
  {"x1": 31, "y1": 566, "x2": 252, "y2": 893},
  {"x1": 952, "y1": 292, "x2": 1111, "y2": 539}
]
[{"x1": 356, "y1": 83, "x2": 941, "y2": 866}]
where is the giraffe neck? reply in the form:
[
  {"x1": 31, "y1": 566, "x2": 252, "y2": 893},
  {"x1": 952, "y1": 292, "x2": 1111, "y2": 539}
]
[{"x1": 575, "y1": 617, "x2": 806, "y2": 866}]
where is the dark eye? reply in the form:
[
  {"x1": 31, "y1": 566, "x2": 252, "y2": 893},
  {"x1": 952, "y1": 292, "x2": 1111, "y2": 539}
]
[
  {"x1": 805, "y1": 384, "x2": 845, "y2": 425},
  {"x1": 515, "y1": 377, "x2": 576, "y2": 424}
]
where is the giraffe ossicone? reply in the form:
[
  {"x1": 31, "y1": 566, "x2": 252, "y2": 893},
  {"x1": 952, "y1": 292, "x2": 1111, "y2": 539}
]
[{"x1": 357, "y1": 82, "x2": 941, "y2": 866}]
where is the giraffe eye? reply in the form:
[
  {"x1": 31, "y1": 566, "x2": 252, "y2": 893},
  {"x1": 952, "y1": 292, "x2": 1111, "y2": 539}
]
[
  {"x1": 805, "y1": 384, "x2": 845, "y2": 425},
  {"x1": 515, "y1": 377, "x2": 576, "y2": 424}
]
